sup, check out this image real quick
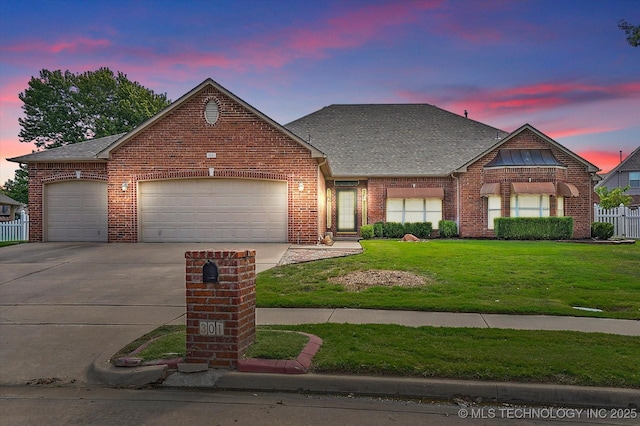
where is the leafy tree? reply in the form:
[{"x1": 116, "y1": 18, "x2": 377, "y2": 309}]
[
  {"x1": 1, "y1": 164, "x2": 28, "y2": 204},
  {"x1": 595, "y1": 185, "x2": 632, "y2": 209},
  {"x1": 18, "y1": 68, "x2": 171, "y2": 149},
  {"x1": 618, "y1": 19, "x2": 639, "y2": 47}
]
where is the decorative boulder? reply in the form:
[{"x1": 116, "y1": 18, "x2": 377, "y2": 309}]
[
  {"x1": 321, "y1": 235, "x2": 335, "y2": 246},
  {"x1": 402, "y1": 234, "x2": 420, "y2": 242}
]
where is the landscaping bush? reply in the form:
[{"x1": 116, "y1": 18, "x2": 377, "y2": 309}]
[
  {"x1": 373, "y1": 222, "x2": 384, "y2": 238},
  {"x1": 438, "y1": 220, "x2": 458, "y2": 238},
  {"x1": 494, "y1": 217, "x2": 574, "y2": 240},
  {"x1": 360, "y1": 224, "x2": 374, "y2": 239},
  {"x1": 382, "y1": 222, "x2": 405, "y2": 239},
  {"x1": 591, "y1": 222, "x2": 614, "y2": 240},
  {"x1": 404, "y1": 222, "x2": 432, "y2": 239}
]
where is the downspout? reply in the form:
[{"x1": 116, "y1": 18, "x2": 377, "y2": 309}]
[{"x1": 452, "y1": 173, "x2": 460, "y2": 233}]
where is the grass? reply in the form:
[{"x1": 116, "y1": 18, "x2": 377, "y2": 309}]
[
  {"x1": 114, "y1": 324, "x2": 640, "y2": 388},
  {"x1": 257, "y1": 240, "x2": 640, "y2": 319},
  {"x1": 271, "y1": 324, "x2": 640, "y2": 388},
  {"x1": 0, "y1": 241, "x2": 23, "y2": 247},
  {"x1": 111, "y1": 325, "x2": 184, "y2": 362},
  {"x1": 244, "y1": 330, "x2": 308, "y2": 359}
]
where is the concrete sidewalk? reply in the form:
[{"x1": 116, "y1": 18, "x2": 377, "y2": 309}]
[{"x1": 256, "y1": 308, "x2": 640, "y2": 336}]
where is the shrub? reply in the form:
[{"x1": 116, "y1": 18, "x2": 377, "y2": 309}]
[
  {"x1": 373, "y1": 222, "x2": 384, "y2": 238},
  {"x1": 360, "y1": 224, "x2": 374, "y2": 239},
  {"x1": 382, "y1": 222, "x2": 405, "y2": 239},
  {"x1": 405, "y1": 222, "x2": 432, "y2": 239},
  {"x1": 494, "y1": 217, "x2": 574, "y2": 240},
  {"x1": 438, "y1": 220, "x2": 458, "y2": 238},
  {"x1": 591, "y1": 222, "x2": 614, "y2": 240}
]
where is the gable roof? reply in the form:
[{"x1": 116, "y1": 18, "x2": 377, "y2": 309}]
[
  {"x1": 455, "y1": 124, "x2": 600, "y2": 174},
  {"x1": 9, "y1": 79, "x2": 325, "y2": 164},
  {"x1": 596, "y1": 145, "x2": 640, "y2": 188},
  {"x1": 285, "y1": 104, "x2": 508, "y2": 177}
]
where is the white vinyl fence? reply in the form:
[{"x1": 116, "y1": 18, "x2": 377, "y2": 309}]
[
  {"x1": 0, "y1": 211, "x2": 29, "y2": 241},
  {"x1": 594, "y1": 205, "x2": 640, "y2": 239}
]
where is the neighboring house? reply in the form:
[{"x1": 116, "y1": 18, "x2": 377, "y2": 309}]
[
  {"x1": 9, "y1": 79, "x2": 600, "y2": 243},
  {"x1": 595, "y1": 146, "x2": 640, "y2": 206},
  {"x1": 0, "y1": 193, "x2": 22, "y2": 221}
]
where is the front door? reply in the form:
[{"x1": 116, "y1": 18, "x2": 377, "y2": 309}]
[{"x1": 336, "y1": 189, "x2": 357, "y2": 232}]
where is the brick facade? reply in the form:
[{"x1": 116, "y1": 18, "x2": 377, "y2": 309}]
[
  {"x1": 22, "y1": 81, "x2": 597, "y2": 243},
  {"x1": 27, "y1": 84, "x2": 324, "y2": 244}
]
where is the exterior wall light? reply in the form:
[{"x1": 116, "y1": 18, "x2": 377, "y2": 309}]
[
  {"x1": 121, "y1": 181, "x2": 128, "y2": 192},
  {"x1": 298, "y1": 181, "x2": 304, "y2": 192}
]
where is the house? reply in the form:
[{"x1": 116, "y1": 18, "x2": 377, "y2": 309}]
[
  {"x1": 9, "y1": 78, "x2": 600, "y2": 243},
  {"x1": 0, "y1": 193, "x2": 22, "y2": 221},
  {"x1": 595, "y1": 146, "x2": 640, "y2": 206}
]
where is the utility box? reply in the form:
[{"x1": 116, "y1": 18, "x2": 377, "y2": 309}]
[{"x1": 184, "y1": 249, "x2": 256, "y2": 368}]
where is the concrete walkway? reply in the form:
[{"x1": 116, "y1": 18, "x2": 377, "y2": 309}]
[{"x1": 256, "y1": 308, "x2": 640, "y2": 336}]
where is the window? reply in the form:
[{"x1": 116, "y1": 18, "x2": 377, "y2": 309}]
[
  {"x1": 630, "y1": 172, "x2": 640, "y2": 188},
  {"x1": 386, "y1": 198, "x2": 442, "y2": 227},
  {"x1": 510, "y1": 195, "x2": 550, "y2": 217},
  {"x1": 487, "y1": 196, "x2": 501, "y2": 229},
  {"x1": 557, "y1": 197, "x2": 564, "y2": 217}
]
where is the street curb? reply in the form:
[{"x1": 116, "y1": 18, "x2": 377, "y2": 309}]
[
  {"x1": 88, "y1": 357, "x2": 168, "y2": 388},
  {"x1": 160, "y1": 371, "x2": 640, "y2": 409}
]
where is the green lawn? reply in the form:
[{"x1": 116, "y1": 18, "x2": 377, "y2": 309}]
[
  {"x1": 257, "y1": 240, "x2": 640, "y2": 319},
  {"x1": 269, "y1": 324, "x2": 640, "y2": 388}
]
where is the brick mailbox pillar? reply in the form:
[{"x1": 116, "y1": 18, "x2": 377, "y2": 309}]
[{"x1": 185, "y1": 250, "x2": 256, "y2": 368}]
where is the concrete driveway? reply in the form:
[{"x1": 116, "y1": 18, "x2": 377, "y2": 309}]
[{"x1": 0, "y1": 242, "x2": 288, "y2": 386}]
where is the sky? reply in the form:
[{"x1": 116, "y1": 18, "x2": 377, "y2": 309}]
[{"x1": 1, "y1": 0, "x2": 639, "y2": 185}]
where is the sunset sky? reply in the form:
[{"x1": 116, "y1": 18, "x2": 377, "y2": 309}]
[{"x1": 1, "y1": 0, "x2": 639, "y2": 184}]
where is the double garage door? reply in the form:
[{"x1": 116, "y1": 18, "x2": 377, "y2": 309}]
[
  {"x1": 45, "y1": 179, "x2": 288, "y2": 243},
  {"x1": 139, "y1": 179, "x2": 288, "y2": 242}
]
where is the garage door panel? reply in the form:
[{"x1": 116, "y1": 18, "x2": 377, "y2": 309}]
[
  {"x1": 139, "y1": 179, "x2": 288, "y2": 243},
  {"x1": 46, "y1": 181, "x2": 108, "y2": 242}
]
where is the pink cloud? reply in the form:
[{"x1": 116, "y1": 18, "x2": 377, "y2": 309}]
[
  {"x1": 2, "y1": 37, "x2": 111, "y2": 54},
  {"x1": 397, "y1": 80, "x2": 640, "y2": 120}
]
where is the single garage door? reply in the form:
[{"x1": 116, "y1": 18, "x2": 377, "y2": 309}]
[
  {"x1": 139, "y1": 178, "x2": 288, "y2": 242},
  {"x1": 45, "y1": 180, "x2": 108, "y2": 242}
]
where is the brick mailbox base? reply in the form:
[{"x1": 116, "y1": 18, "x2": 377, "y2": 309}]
[{"x1": 185, "y1": 250, "x2": 256, "y2": 368}]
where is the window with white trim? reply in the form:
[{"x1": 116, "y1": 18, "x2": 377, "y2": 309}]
[
  {"x1": 630, "y1": 172, "x2": 640, "y2": 188},
  {"x1": 510, "y1": 195, "x2": 550, "y2": 217},
  {"x1": 487, "y1": 196, "x2": 501, "y2": 229},
  {"x1": 386, "y1": 198, "x2": 442, "y2": 227}
]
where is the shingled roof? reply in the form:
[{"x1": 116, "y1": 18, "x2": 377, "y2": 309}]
[
  {"x1": 285, "y1": 104, "x2": 509, "y2": 177},
  {"x1": 9, "y1": 133, "x2": 125, "y2": 163}
]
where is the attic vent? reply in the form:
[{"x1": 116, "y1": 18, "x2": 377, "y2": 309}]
[{"x1": 204, "y1": 99, "x2": 219, "y2": 125}]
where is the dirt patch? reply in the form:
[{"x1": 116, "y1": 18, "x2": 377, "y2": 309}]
[{"x1": 330, "y1": 269, "x2": 429, "y2": 292}]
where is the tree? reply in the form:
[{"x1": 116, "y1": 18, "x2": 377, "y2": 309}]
[
  {"x1": 595, "y1": 185, "x2": 632, "y2": 209},
  {"x1": 18, "y1": 68, "x2": 171, "y2": 149},
  {"x1": 618, "y1": 19, "x2": 639, "y2": 47},
  {"x1": 1, "y1": 164, "x2": 28, "y2": 204}
]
